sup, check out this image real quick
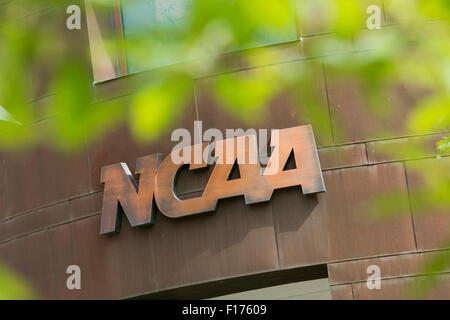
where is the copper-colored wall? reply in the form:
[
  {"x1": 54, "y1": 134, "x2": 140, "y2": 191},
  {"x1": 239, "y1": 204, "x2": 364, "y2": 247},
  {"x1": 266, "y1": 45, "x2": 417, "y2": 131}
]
[{"x1": 0, "y1": 1, "x2": 448, "y2": 299}]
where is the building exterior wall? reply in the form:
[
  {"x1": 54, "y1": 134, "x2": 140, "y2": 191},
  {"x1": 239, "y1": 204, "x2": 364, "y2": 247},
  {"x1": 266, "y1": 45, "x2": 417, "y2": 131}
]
[{"x1": 0, "y1": 1, "x2": 448, "y2": 299}]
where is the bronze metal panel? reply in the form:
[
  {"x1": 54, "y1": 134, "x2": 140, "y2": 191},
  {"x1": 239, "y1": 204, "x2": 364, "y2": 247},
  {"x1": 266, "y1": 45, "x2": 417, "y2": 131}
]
[
  {"x1": 301, "y1": 33, "x2": 355, "y2": 58},
  {"x1": 47, "y1": 222, "x2": 78, "y2": 300},
  {"x1": 330, "y1": 284, "x2": 353, "y2": 300},
  {"x1": 49, "y1": 215, "x2": 158, "y2": 299},
  {"x1": 48, "y1": 218, "x2": 120, "y2": 299},
  {"x1": 93, "y1": 71, "x2": 161, "y2": 103},
  {"x1": 352, "y1": 278, "x2": 409, "y2": 300},
  {"x1": 366, "y1": 134, "x2": 448, "y2": 164},
  {"x1": 87, "y1": 93, "x2": 197, "y2": 192},
  {"x1": 28, "y1": 0, "x2": 91, "y2": 100},
  {"x1": 405, "y1": 158, "x2": 450, "y2": 251},
  {"x1": 325, "y1": 163, "x2": 416, "y2": 260},
  {"x1": 149, "y1": 197, "x2": 279, "y2": 291},
  {"x1": 97, "y1": 215, "x2": 158, "y2": 299},
  {"x1": 0, "y1": 122, "x2": 91, "y2": 217},
  {"x1": 412, "y1": 212, "x2": 450, "y2": 251},
  {"x1": 296, "y1": 0, "x2": 385, "y2": 37},
  {"x1": 29, "y1": 95, "x2": 58, "y2": 124},
  {"x1": 0, "y1": 230, "x2": 54, "y2": 299},
  {"x1": 273, "y1": 162, "x2": 416, "y2": 268},
  {"x1": 68, "y1": 191, "x2": 104, "y2": 220},
  {"x1": 352, "y1": 26, "x2": 404, "y2": 53},
  {"x1": 272, "y1": 187, "x2": 329, "y2": 268},
  {"x1": 5, "y1": 0, "x2": 93, "y2": 102},
  {"x1": 325, "y1": 54, "x2": 433, "y2": 143},
  {"x1": 0, "y1": 1, "x2": 18, "y2": 27},
  {"x1": 195, "y1": 60, "x2": 332, "y2": 147},
  {"x1": 0, "y1": 202, "x2": 70, "y2": 243},
  {"x1": 422, "y1": 274, "x2": 450, "y2": 299},
  {"x1": 328, "y1": 251, "x2": 450, "y2": 286},
  {"x1": 0, "y1": 222, "x2": 6, "y2": 243},
  {"x1": 0, "y1": 0, "x2": 61, "y2": 22},
  {"x1": 318, "y1": 143, "x2": 367, "y2": 170},
  {"x1": 352, "y1": 274, "x2": 450, "y2": 300},
  {"x1": 328, "y1": 254, "x2": 420, "y2": 286},
  {"x1": 92, "y1": 42, "x2": 304, "y2": 102},
  {"x1": 0, "y1": 154, "x2": 4, "y2": 221},
  {"x1": 205, "y1": 43, "x2": 303, "y2": 80},
  {"x1": 384, "y1": 4, "x2": 447, "y2": 24}
]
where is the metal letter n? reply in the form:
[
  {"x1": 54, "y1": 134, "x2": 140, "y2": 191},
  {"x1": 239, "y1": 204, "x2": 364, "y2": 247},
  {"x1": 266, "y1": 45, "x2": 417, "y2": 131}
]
[{"x1": 99, "y1": 154, "x2": 162, "y2": 234}]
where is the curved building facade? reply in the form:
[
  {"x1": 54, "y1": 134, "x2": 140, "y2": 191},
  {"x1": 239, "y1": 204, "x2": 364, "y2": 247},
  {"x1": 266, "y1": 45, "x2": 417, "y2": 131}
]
[{"x1": 0, "y1": 0, "x2": 448, "y2": 299}]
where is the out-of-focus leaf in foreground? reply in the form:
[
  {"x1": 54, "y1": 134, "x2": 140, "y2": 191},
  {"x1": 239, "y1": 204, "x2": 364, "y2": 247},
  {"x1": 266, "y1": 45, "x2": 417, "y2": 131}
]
[
  {"x1": 130, "y1": 73, "x2": 192, "y2": 141},
  {"x1": 407, "y1": 248, "x2": 450, "y2": 299},
  {"x1": 0, "y1": 262, "x2": 34, "y2": 300}
]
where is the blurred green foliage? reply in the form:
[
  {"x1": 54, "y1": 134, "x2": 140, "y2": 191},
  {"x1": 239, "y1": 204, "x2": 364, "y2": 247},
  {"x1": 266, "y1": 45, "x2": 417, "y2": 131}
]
[
  {"x1": 0, "y1": 263, "x2": 33, "y2": 299},
  {"x1": 0, "y1": 0, "x2": 448, "y2": 299},
  {"x1": 437, "y1": 136, "x2": 449, "y2": 160},
  {"x1": 406, "y1": 248, "x2": 450, "y2": 299}
]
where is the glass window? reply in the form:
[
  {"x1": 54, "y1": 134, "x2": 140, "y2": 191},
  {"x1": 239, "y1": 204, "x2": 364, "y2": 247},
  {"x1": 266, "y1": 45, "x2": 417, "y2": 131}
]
[
  {"x1": 119, "y1": 0, "x2": 194, "y2": 74},
  {"x1": 86, "y1": 0, "x2": 299, "y2": 81}
]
